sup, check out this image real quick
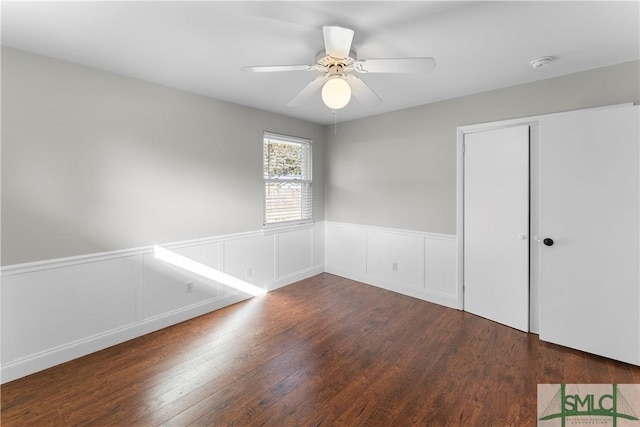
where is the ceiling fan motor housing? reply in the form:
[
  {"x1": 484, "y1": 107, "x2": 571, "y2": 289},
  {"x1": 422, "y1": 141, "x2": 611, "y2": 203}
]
[{"x1": 315, "y1": 48, "x2": 358, "y2": 75}]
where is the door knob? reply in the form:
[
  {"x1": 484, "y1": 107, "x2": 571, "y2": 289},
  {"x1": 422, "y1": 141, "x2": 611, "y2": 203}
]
[{"x1": 543, "y1": 238, "x2": 554, "y2": 246}]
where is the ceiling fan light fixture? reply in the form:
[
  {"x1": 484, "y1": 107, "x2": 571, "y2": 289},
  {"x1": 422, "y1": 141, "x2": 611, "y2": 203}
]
[
  {"x1": 321, "y1": 77, "x2": 351, "y2": 110},
  {"x1": 245, "y1": 26, "x2": 435, "y2": 110}
]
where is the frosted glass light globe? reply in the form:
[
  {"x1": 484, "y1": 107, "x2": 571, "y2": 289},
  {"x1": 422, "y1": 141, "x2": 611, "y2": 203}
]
[{"x1": 321, "y1": 77, "x2": 351, "y2": 110}]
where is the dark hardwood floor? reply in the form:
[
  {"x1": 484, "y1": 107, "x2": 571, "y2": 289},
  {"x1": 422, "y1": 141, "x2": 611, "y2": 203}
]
[{"x1": 2, "y1": 273, "x2": 639, "y2": 426}]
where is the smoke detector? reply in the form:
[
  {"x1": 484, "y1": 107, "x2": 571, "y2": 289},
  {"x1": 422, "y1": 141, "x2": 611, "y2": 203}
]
[{"x1": 530, "y1": 56, "x2": 553, "y2": 69}]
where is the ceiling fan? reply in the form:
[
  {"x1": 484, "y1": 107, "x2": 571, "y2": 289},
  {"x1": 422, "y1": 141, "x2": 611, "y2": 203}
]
[{"x1": 244, "y1": 26, "x2": 436, "y2": 110}]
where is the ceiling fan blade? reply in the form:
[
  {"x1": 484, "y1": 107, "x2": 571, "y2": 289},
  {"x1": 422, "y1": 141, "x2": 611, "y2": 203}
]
[
  {"x1": 323, "y1": 26, "x2": 354, "y2": 59},
  {"x1": 355, "y1": 57, "x2": 436, "y2": 74},
  {"x1": 346, "y1": 75, "x2": 382, "y2": 106},
  {"x1": 244, "y1": 65, "x2": 313, "y2": 73},
  {"x1": 287, "y1": 75, "x2": 327, "y2": 107}
]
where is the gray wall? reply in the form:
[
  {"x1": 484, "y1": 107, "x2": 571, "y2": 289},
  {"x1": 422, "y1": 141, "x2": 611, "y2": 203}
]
[
  {"x1": 324, "y1": 60, "x2": 640, "y2": 234},
  {"x1": 1, "y1": 47, "x2": 325, "y2": 265},
  {"x1": 3, "y1": 46, "x2": 638, "y2": 265}
]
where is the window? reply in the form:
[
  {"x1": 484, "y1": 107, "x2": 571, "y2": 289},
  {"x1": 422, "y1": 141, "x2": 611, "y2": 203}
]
[{"x1": 263, "y1": 131, "x2": 312, "y2": 226}]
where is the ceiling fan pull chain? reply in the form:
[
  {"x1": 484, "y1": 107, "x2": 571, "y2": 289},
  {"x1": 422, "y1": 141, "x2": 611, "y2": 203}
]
[{"x1": 334, "y1": 109, "x2": 338, "y2": 135}]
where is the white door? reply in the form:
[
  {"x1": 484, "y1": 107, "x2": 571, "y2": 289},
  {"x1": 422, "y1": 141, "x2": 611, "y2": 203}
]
[
  {"x1": 463, "y1": 125, "x2": 530, "y2": 332},
  {"x1": 538, "y1": 105, "x2": 640, "y2": 365}
]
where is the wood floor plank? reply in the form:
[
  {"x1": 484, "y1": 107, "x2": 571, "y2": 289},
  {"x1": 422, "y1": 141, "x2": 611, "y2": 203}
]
[
  {"x1": 94, "y1": 277, "x2": 371, "y2": 425},
  {"x1": 325, "y1": 305, "x2": 453, "y2": 425},
  {"x1": 2, "y1": 273, "x2": 639, "y2": 426},
  {"x1": 164, "y1": 284, "x2": 402, "y2": 426},
  {"x1": 130, "y1": 275, "x2": 383, "y2": 425},
  {"x1": 251, "y1": 290, "x2": 434, "y2": 426}
]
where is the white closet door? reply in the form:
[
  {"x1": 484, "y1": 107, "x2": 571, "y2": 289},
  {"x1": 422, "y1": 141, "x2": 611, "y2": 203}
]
[
  {"x1": 464, "y1": 125, "x2": 530, "y2": 332},
  {"x1": 539, "y1": 105, "x2": 640, "y2": 365}
]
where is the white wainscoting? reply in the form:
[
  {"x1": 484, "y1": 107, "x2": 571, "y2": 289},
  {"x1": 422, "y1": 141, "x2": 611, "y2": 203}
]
[
  {"x1": 1, "y1": 221, "x2": 455, "y2": 383},
  {"x1": 324, "y1": 222, "x2": 458, "y2": 309},
  {"x1": 0, "y1": 223, "x2": 324, "y2": 383}
]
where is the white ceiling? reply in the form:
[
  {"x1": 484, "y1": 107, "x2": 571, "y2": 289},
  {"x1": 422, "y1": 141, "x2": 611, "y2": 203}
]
[{"x1": 2, "y1": 1, "x2": 639, "y2": 125}]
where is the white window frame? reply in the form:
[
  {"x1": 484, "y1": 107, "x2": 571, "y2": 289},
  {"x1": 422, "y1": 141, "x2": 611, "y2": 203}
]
[{"x1": 263, "y1": 131, "x2": 313, "y2": 227}]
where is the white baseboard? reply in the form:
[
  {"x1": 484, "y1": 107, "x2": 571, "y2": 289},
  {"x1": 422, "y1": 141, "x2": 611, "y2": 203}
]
[
  {"x1": 325, "y1": 266, "x2": 459, "y2": 309},
  {"x1": 0, "y1": 293, "x2": 249, "y2": 384},
  {"x1": 268, "y1": 266, "x2": 325, "y2": 291}
]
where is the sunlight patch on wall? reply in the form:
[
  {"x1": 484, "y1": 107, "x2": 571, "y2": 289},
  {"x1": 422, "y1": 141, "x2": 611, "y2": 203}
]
[{"x1": 153, "y1": 245, "x2": 267, "y2": 297}]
